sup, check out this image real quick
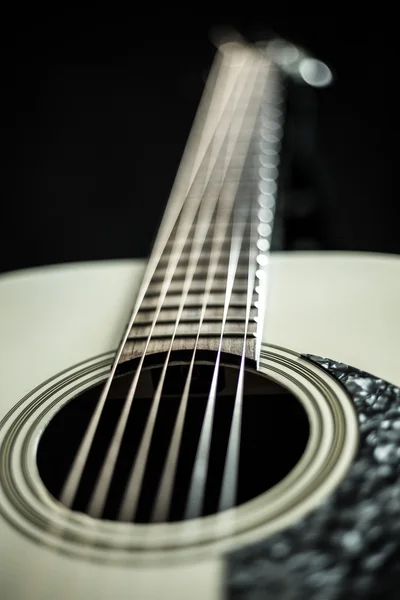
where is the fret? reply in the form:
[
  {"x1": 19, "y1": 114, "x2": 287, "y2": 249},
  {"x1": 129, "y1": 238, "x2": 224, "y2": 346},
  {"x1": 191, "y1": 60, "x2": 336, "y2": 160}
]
[
  {"x1": 146, "y1": 278, "x2": 249, "y2": 296},
  {"x1": 259, "y1": 164, "x2": 279, "y2": 179},
  {"x1": 158, "y1": 251, "x2": 252, "y2": 267},
  {"x1": 166, "y1": 218, "x2": 253, "y2": 232},
  {"x1": 164, "y1": 236, "x2": 253, "y2": 250},
  {"x1": 120, "y1": 338, "x2": 256, "y2": 367},
  {"x1": 139, "y1": 291, "x2": 256, "y2": 310},
  {"x1": 151, "y1": 266, "x2": 250, "y2": 281},
  {"x1": 133, "y1": 306, "x2": 256, "y2": 323},
  {"x1": 128, "y1": 320, "x2": 256, "y2": 340},
  {"x1": 175, "y1": 165, "x2": 274, "y2": 182}
]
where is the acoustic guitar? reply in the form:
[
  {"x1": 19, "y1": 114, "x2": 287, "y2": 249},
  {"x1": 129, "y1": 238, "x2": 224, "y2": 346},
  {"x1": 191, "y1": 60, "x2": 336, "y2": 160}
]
[{"x1": 1, "y1": 37, "x2": 399, "y2": 600}]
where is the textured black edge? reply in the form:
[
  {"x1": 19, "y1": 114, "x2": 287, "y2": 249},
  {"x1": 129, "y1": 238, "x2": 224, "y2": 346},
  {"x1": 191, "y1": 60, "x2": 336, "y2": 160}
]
[{"x1": 226, "y1": 355, "x2": 400, "y2": 600}]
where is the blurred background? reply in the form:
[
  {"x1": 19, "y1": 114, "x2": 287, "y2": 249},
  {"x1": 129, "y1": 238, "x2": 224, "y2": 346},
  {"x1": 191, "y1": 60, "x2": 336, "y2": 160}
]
[{"x1": 1, "y1": 11, "x2": 396, "y2": 274}]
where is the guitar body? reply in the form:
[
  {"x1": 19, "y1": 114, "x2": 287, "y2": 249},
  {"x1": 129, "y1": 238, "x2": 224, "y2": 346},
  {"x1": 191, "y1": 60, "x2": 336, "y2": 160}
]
[{"x1": 1, "y1": 251, "x2": 400, "y2": 599}]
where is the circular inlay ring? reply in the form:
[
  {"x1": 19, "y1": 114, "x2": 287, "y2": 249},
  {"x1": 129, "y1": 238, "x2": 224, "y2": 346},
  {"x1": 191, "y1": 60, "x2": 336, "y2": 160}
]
[{"x1": 0, "y1": 345, "x2": 358, "y2": 565}]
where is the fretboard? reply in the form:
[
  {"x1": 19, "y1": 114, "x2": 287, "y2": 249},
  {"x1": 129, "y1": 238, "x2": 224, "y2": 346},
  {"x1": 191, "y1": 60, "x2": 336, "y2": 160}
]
[{"x1": 120, "y1": 41, "x2": 284, "y2": 365}]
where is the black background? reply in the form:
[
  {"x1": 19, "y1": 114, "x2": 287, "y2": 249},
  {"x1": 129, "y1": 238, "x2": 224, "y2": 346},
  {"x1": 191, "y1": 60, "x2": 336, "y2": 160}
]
[{"x1": 2, "y1": 12, "x2": 396, "y2": 274}]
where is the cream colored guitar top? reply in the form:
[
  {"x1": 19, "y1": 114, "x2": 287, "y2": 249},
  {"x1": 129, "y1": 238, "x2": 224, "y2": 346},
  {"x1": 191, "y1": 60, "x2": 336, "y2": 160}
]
[{"x1": 0, "y1": 253, "x2": 399, "y2": 600}]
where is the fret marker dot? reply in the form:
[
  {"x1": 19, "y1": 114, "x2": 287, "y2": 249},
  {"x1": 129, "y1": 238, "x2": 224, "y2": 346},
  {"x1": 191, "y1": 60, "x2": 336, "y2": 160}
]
[
  {"x1": 259, "y1": 142, "x2": 278, "y2": 156},
  {"x1": 258, "y1": 223, "x2": 272, "y2": 237},
  {"x1": 259, "y1": 152, "x2": 279, "y2": 167},
  {"x1": 256, "y1": 269, "x2": 265, "y2": 280},
  {"x1": 261, "y1": 118, "x2": 282, "y2": 132},
  {"x1": 257, "y1": 254, "x2": 269, "y2": 266},
  {"x1": 258, "y1": 193, "x2": 275, "y2": 209},
  {"x1": 257, "y1": 239, "x2": 270, "y2": 251},
  {"x1": 259, "y1": 165, "x2": 278, "y2": 180},
  {"x1": 261, "y1": 130, "x2": 281, "y2": 144},
  {"x1": 259, "y1": 180, "x2": 277, "y2": 195},
  {"x1": 258, "y1": 208, "x2": 273, "y2": 223}
]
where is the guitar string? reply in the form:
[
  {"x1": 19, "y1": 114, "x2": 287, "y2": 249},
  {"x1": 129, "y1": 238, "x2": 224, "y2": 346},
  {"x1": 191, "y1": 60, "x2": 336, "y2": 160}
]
[
  {"x1": 117, "y1": 52, "x2": 261, "y2": 523},
  {"x1": 187, "y1": 59, "x2": 280, "y2": 523},
  {"x1": 217, "y1": 65, "x2": 285, "y2": 512},
  {"x1": 183, "y1": 202, "x2": 250, "y2": 521},
  {"x1": 177, "y1": 56, "x2": 272, "y2": 524},
  {"x1": 59, "y1": 43, "x2": 250, "y2": 511},
  {"x1": 136, "y1": 54, "x2": 263, "y2": 524},
  {"x1": 149, "y1": 170, "x2": 240, "y2": 522},
  {"x1": 149, "y1": 226, "x2": 236, "y2": 521},
  {"x1": 218, "y1": 202, "x2": 259, "y2": 512},
  {"x1": 86, "y1": 47, "x2": 256, "y2": 519},
  {"x1": 184, "y1": 56, "x2": 270, "y2": 521},
  {"x1": 151, "y1": 57, "x2": 270, "y2": 524}
]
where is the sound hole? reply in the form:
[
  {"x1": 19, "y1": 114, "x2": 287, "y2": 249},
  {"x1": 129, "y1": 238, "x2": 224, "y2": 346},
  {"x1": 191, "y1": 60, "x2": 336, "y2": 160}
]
[{"x1": 37, "y1": 352, "x2": 310, "y2": 523}]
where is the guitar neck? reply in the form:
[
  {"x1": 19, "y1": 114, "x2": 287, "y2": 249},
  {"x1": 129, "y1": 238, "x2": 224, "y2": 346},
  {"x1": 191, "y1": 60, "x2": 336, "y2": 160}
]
[{"x1": 119, "y1": 41, "x2": 284, "y2": 366}]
